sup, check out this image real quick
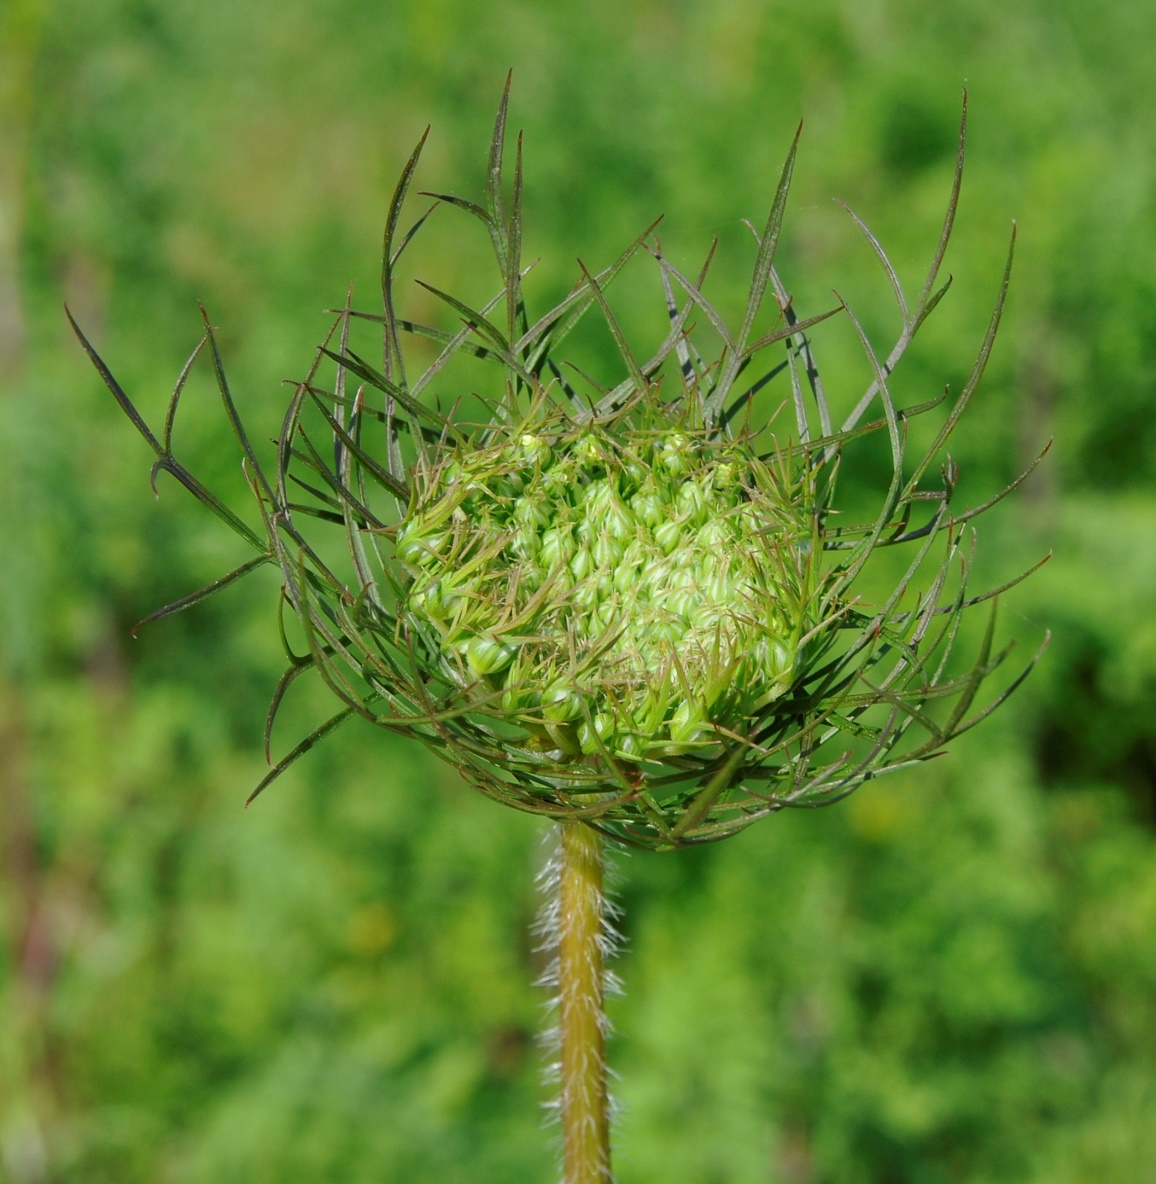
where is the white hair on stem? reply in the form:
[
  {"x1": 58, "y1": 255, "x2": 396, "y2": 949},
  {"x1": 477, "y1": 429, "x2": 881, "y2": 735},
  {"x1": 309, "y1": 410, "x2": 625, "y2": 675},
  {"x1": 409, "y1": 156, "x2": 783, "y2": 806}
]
[{"x1": 535, "y1": 823, "x2": 625, "y2": 1181}]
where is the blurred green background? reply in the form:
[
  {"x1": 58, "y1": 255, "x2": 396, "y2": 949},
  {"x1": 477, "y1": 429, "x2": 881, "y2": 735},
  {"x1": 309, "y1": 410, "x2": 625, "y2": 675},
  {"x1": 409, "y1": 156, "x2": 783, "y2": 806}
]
[{"x1": 2, "y1": 0, "x2": 1155, "y2": 1181}]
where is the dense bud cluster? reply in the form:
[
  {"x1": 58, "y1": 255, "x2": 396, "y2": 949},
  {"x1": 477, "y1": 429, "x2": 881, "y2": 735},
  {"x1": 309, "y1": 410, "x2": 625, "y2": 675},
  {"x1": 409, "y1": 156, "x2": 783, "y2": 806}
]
[{"x1": 396, "y1": 409, "x2": 820, "y2": 762}]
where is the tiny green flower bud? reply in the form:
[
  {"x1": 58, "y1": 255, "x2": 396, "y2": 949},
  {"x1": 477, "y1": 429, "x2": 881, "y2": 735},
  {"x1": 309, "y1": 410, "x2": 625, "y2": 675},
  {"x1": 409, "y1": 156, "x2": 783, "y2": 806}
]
[
  {"x1": 659, "y1": 432, "x2": 691, "y2": 475},
  {"x1": 569, "y1": 544, "x2": 592, "y2": 582},
  {"x1": 654, "y1": 518, "x2": 682, "y2": 555},
  {"x1": 676, "y1": 478, "x2": 706, "y2": 520},
  {"x1": 464, "y1": 635, "x2": 517, "y2": 677},
  {"x1": 511, "y1": 526, "x2": 540, "y2": 560},
  {"x1": 518, "y1": 432, "x2": 552, "y2": 467},
  {"x1": 438, "y1": 460, "x2": 462, "y2": 490},
  {"x1": 574, "y1": 433, "x2": 603, "y2": 469},
  {"x1": 666, "y1": 585, "x2": 696, "y2": 620},
  {"x1": 395, "y1": 525, "x2": 425, "y2": 569},
  {"x1": 515, "y1": 494, "x2": 551, "y2": 531},
  {"x1": 629, "y1": 487, "x2": 663, "y2": 529},
  {"x1": 669, "y1": 700, "x2": 708, "y2": 746},
  {"x1": 541, "y1": 525, "x2": 572, "y2": 570},
  {"x1": 571, "y1": 577, "x2": 600, "y2": 613},
  {"x1": 613, "y1": 557, "x2": 641, "y2": 595},
  {"x1": 577, "y1": 711, "x2": 615, "y2": 754},
  {"x1": 543, "y1": 680, "x2": 584, "y2": 723},
  {"x1": 583, "y1": 478, "x2": 613, "y2": 512},
  {"x1": 592, "y1": 533, "x2": 623, "y2": 569},
  {"x1": 697, "y1": 519, "x2": 730, "y2": 550},
  {"x1": 623, "y1": 455, "x2": 648, "y2": 487},
  {"x1": 602, "y1": 499, "x2": 633, "y2": 542}
]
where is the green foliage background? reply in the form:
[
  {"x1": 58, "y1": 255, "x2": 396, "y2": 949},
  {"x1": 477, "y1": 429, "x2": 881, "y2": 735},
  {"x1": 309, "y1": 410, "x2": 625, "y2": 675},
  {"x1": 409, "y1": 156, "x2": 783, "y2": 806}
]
[{"x1": 2, "y1": 1, "x2": 1155, "y2": 1180}]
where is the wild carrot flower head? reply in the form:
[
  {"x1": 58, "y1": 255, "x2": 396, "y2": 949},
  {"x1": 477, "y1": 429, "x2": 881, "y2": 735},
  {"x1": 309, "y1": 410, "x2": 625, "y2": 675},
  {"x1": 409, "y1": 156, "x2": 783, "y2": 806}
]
[{"x1": 73, "y1": 83, "x2": 1045, "y2": 850}]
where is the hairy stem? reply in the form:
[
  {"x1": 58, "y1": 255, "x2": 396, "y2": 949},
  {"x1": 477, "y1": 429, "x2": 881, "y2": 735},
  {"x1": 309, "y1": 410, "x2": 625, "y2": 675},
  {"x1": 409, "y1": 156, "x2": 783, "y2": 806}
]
[{"x1": 558, "y1": 818, "x2": 611, "y2": 1183}]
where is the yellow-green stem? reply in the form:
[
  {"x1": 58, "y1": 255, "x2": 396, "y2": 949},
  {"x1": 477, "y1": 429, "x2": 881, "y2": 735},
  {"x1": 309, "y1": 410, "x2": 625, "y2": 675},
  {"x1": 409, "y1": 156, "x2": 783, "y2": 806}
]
[{"x1": 559, "y1": 818, "x2": 611, "y2": 1184}]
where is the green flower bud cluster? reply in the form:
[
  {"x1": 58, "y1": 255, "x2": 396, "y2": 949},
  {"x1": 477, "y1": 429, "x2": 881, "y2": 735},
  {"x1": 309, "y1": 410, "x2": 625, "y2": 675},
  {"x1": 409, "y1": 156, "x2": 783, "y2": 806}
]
[{"x1": 396, "y1": 412, "x2": 819, "y2": 762}]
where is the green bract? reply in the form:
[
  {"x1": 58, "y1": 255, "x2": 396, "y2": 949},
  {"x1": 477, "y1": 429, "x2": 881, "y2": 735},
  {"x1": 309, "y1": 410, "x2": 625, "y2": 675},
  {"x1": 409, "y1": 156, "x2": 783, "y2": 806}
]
[{"x1": 73, "y1": 84, "x2": 1045, "y2": 850}]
